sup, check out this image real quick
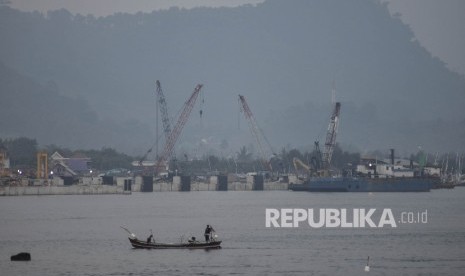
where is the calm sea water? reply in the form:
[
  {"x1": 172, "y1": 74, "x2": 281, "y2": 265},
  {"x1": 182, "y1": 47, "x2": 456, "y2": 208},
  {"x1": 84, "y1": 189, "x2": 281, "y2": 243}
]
[{"x1": 1, "y1": 189, "x2": 465, "y2": 275}]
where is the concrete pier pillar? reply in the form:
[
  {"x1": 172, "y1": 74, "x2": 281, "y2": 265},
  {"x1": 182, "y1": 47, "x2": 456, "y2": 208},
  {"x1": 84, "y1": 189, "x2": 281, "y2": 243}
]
[
  {"x1": 253, "y1": 175, "x2": 264, "y2": 191},
  {"x1": 180, "y1": 175, "x2": 191, "y2": 191},
  {"x1": 123, "y1": 179, "x2": 132, "y2": 191},
  {"x1": 217, "y1": 175, "x2": 228, "y2": 191},
  {"x1": 141, "y1": 176, "x2": 153, "y2": 192}
]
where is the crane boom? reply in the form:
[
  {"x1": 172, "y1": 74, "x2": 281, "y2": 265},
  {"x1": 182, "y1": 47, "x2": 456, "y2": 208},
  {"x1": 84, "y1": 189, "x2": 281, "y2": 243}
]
[
  {"x1": 311, "y1": 141, "x2": 323, "y2": 170},
  {"x1": 238, "y1": 95, "x2": 274, "y2": 171},
  {"x1": 156, "y1": 80, "x2": 172, "y2": 141},
  {"x1": 138, "y1": 81, "x2": 173, "y2": 166},
  {"x1": 156, "y1": 84, "x2": 203, "y2": 172},
  {"x1": 322, "y1": 102, "x2": 341, "y2": 170},
  {"x1": 155, "y1": 80, "x2": 175, "y2": 160}
]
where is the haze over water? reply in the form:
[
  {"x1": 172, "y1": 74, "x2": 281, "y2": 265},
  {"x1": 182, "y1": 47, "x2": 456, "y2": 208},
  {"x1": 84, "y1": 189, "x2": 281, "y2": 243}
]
[{"x1": 1, "y1": 189, "x2": 465, "y2": 275}]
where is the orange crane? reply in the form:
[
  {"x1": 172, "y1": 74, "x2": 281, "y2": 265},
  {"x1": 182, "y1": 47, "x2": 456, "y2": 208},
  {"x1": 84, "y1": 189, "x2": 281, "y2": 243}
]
[
  {"x1": 238, "y1": 94, "x2": 275, "y2": 171},
  {"x1": 156, "y1": 80, "x2": 174, "y2": 160},
  {"x1": 155, "y1": 84, "x2": 203, "y2": 173}
]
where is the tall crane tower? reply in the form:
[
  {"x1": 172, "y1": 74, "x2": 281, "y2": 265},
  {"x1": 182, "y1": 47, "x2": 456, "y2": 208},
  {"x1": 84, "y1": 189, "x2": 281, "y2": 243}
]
[
  {"x1": 156, "y1": 81, "x2": 172, "y2": 141},
  {"x1": 238, "y1": 94, "x2": 274, "y2": 171},
  {"x1": 155, "y1": 84, "x2": 203, "y2": 173},
  {"x1": 138, "y1": 80, "x2": 173, "y2": 166},
  {"x1": 311, "y1": 141, "x2": 323, "y2": 172},
  {"x1": 322, "y1": 102, "x2": 341, "y2": 171},
  {"x1": 156, "y1": 80, "x2": 173, "y2": 158}
]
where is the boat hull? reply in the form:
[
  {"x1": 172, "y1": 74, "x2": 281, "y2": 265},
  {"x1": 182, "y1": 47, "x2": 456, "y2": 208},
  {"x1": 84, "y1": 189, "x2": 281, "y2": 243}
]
[
  {"x1": 289, "y1": 177, "x2": 435, "y2": 192},
  {"x1": 128, "y1": 237, "x2": 222, "y2": 249}
]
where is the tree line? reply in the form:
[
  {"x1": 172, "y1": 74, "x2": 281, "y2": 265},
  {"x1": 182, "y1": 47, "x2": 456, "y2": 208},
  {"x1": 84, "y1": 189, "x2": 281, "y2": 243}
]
[
  {"x1": 0, "y1": 137, "x2": 132, "y2": 171},
  {"x1": 1, "y1": 137, "x2": 463, "y2": 176},
  {"x1": 0, "y1": 137, "x2": 358, "y2": 174}
]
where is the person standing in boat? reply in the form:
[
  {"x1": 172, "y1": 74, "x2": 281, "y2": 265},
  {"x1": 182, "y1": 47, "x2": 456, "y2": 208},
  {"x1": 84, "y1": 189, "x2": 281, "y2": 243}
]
[
  {"x1": 147, "y1": 233, "x2": 153, "y2": 243},
  {"x1": 204, "y1": 225, "x2": 215, "y2": 242}
]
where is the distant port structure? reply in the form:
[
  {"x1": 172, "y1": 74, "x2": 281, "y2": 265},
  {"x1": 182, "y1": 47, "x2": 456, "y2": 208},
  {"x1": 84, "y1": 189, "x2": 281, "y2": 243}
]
[{"x1": 1, "y1": 81, "x2": 461, "y2": 195}]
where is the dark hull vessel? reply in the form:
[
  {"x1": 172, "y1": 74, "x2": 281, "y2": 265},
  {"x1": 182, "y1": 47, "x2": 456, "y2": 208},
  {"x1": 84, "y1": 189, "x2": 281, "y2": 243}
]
[
  {"x1": 121, "y1": 226, "x2": 222, "y2": 249},
  {"x1": 128, "y1": 237, "x2": 222, "y2": 249},
  {"x1": 289, "y1": 177, "x2": 435, "y2": 192}
]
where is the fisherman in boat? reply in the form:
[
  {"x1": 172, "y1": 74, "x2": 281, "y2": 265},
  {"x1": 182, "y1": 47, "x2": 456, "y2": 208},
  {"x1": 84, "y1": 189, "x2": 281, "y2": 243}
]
[
  {"x1": 204, "y1": 225, "x2": 215, "y2": 242},
  {"x1": 188, "y1": 236, "x2": 197, "y2": 244},
  {"x1": 146, "y1": 234, "x2": 153, "y2": 243}
]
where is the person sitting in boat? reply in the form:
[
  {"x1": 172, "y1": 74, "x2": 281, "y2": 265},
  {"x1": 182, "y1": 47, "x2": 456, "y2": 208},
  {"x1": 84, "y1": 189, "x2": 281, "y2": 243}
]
[
  {"x1": 146, "y1": 234, "x2": 153, "y2": 243},
  {"x1": 204, "y1": 225, "x2": 215, "y2": 242},
  {"x1": 188, "y1": 236, "x2": 197, "y2": 244}
]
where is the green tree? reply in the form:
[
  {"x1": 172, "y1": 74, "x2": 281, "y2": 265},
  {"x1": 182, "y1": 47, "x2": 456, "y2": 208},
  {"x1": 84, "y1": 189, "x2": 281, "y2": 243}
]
[
  {"x1": 331, "y1": 144, "x2": 360, "y2": 170},
  {"x1": 80, "y1": 147, "x2": 133, "y2": 170},
  {"x1": 44, "y1": 144, "x2": 73, "y2": 157},
  {"x1": 237, "y1": 146, "x2": 252, "y2": 162}
]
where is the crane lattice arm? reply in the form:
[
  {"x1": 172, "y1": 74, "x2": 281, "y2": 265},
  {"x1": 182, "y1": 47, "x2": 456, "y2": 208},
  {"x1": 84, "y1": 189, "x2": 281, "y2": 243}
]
[
  {"x1": 155, "y1": 80, "x2": 175, "y2": 160},
  {"x1": 322, "y1": 102, "x2": 341, "y2": 170},
  {"x1": 138, "y1": 81, "x2": 173, "y2": 166},
  {"x1": 156, "y1": 80, "x2": 172, "y2": 141},
  {"x1": 156, "y1": 84, "x2": 203, "y2": 172},
  {"x1": 312, "y1": 141, "x2": 323, "y2": 170},
  {"x1": 238, "y1": 94, "x2": 274, "y2": 171}
]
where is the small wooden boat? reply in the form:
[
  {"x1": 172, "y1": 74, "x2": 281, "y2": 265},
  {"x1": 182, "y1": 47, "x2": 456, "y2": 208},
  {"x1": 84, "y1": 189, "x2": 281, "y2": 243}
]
[
  {"x1": 121, "y1": 226, "x2": 222, "y2": 250},
  {"x1": 128, "y1": 237, "x2": 222, "y2": 249}
]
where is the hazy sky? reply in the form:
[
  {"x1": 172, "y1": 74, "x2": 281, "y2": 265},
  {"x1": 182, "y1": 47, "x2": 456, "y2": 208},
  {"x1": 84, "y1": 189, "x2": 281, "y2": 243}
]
[{"x1": 6, "y1": 0, "x2": 465, "y2": 76}]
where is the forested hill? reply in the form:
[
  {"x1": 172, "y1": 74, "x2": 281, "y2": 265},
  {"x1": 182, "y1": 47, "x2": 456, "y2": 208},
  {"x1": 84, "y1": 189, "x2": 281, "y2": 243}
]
[
  {"x1": 1, "y1": 0, "x2": 464, "y2": 154},
  {"x1": 0, "y1": 62, "x2": 151, "y2": 152}
]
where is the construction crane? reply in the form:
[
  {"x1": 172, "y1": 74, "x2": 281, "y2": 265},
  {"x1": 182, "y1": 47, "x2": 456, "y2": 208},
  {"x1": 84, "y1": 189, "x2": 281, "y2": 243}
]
[
  {"x1": 321, "y1": 102, "x2": 341, "y2": 172},
  {"x1": 310, "y1": 141, "x2": 323, "y2": 173},
  {"x1": 138, "y1": 80, "x2": 173, "y2": 166},
  {"x1": 156, "y1": 80, "x2": 174, "y2": 160},
  {"x1": 293, "y1": 157, "x2": 312, "y2": 173},
  {"x1": 155, "y1": 84, "x2": 203, "y2": 173},
  {"x1": 156, "y1": 80, "x2": 172, "y2": 142},
  {"x1": 294, "y1": 141, "x2": 323, "y2": 176},
  {"x1": 238, "y1": 94, "x2": 275, "y2": 171}
]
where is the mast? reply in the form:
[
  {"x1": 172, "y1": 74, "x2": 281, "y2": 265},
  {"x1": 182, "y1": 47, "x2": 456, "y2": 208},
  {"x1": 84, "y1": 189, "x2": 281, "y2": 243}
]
[
  {"x1": 238, "y1": 94, "x2": 275, "y2": 171},
  {"x1": 322, "y1": 102, "x2": 341, "y2": 171},
  {"x1": 155, "y1": 84, "x2": 203, "y2": 173}
]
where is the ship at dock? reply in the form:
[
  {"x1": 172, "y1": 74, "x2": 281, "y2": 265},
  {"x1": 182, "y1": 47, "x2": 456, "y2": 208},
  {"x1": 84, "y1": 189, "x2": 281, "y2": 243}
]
[
  {"x1": 289, "y1": 102, "x2": 439, "y2": 193},
  {"x1": 290, "y1": 150, "x2": 439, "y2": 192}
]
